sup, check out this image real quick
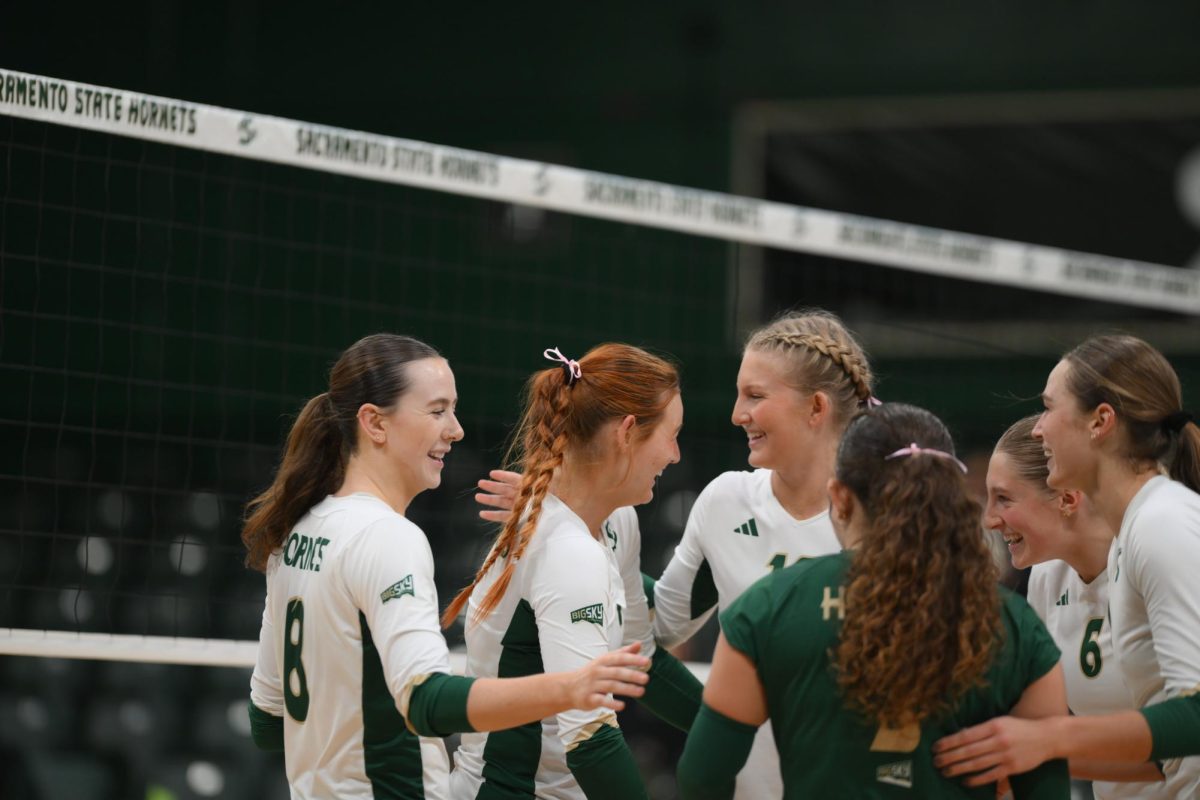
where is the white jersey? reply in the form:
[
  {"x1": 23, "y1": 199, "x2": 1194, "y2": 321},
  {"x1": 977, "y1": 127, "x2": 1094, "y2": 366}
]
[
  {"x1": 452, "y1": 494, "x2": 638, "y2": 800},
  {"x1": 1108, "y1": 476, "x2": 1200, "y2": 797},
  {"x1": 1027, "y1": 561, "x2": 1165, "y2": 799},
  {"x1": 249, "y1": 493, "x2": 453, "y2": 800},
  {"x1": 654, "y1": 469, "x2": 841, "y2": 800}
]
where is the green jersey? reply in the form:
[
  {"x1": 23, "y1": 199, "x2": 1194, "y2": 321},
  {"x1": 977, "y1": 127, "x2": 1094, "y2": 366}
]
[{"x1": 720, "y1": 552, "x2": 1063, "y2": 798}]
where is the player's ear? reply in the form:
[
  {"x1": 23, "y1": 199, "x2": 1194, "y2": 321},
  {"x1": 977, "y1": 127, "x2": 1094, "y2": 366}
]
[{"x1": 827, "y1": 478, "x2": 855, "y2": 526}]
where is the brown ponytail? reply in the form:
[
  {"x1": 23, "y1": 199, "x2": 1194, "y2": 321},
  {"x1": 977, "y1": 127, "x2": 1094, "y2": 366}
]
[
  {"x1": 833, "y1": 403, "x2": 1000, "y2": 728},
  {"x1": 241, "y1": 334, "x2": 440, "y2": 571},
  {"x1": 443, "y1": 343, "x2": 678, "y2": 628},
  {"x1": 1064, "y1": 335, "x2": 1200, "y2": 492}
]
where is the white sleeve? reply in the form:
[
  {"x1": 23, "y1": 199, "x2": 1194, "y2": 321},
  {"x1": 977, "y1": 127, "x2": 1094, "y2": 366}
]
[
  {"x1": 652, "y1": 483, "x2": 719, "y2": 648},
  {"x1": 1127, "y1": 504, "x2": 1200, "y2": 698},
  {"x1": 249, "y1": 555, "x2": 285, "y2": 715},
  {"x1": 610, "y1": 508, "x2": 656, "y2": 659},
  {"x1": 530, "y1": 533, "x2": 622, "y2": 750},
  {"x1": 340, "y1": 518, "x2": 453, "y2": 721}
]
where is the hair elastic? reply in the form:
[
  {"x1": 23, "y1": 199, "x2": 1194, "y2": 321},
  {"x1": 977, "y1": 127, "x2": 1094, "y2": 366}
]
[
  {"x1": 543, "y1": 347, "x2": 582, "y2": 387},
  {"x1": 1163, "y1": 410, "x2": 1194, "y2": 434},
  {"x1": 885, "y1": 443, "x2": 968, "y2": 474}
]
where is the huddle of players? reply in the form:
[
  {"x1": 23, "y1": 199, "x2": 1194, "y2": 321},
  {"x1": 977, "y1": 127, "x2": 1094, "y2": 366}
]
[{"x1": 244, "y1": 311, "x2": 1200, "y2": 800}]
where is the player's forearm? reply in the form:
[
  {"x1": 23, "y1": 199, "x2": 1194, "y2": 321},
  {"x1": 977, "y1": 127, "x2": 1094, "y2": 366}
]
[
  {"x1": 247, "y1": 701, "x2": 284, "y2": 751},
  {"x1": 1142, "y1": 692, "x2": 1200, "y2": 760},
  {"x1": 465, "y1": 672, "x2": 571, "y2": 732},
  {"x1": 639, "y1": 646, "x2": 702, "y2": 731},
  {"x1": 1068, "y1": 758, "x2": 1162, "y2": 783},
  {"x1": 567, "y1": 725, "x2": 649, "y2": 800},
  {"x1": 1049, "y1": 713, "x2": 1153, "y2": 763},
  {"x1": 676, "y1": 703, "x2": 756, "y2": 800}
]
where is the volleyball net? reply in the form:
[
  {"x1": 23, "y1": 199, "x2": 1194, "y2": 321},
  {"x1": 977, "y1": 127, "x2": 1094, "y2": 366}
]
[{"x1": 2, "y1": 68, "x2": 1199, "y2": 671}]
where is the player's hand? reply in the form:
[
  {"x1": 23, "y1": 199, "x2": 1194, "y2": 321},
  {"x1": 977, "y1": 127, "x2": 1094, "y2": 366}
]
[
  {"x1": 933, "y1": 716, "x2": 1055, "y2": 787},
  {"x1": 565, "y1": 642, "x2": 650, "y2": 712},
  {"x1": 476, "y1": 469, "x2": 521, "y2": 523}
]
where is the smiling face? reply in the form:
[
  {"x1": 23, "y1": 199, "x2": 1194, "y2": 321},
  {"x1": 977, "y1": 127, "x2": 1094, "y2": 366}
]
[
  {"x1": 983, "y1": 450, "x2": 1065, "y2": 570},
  {"x1": 381, "y1": 357, "x2": 464, "y2": 501},
  {"x1": 732, "y1": 349, "x2": 813, "y2": 469},
  {"x1": 619, "y1": 391, "x2": 683, "y2": 506},
  {"x1": 1033, "y1": 360, "x2": 1096, "y2": 491}
]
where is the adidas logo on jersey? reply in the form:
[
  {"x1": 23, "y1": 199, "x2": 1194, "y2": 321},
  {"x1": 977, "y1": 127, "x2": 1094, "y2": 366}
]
[
  {"x1": 876, "y1": 760, "x2": 914, "y2": 789},
  {"x1": 1055, "y1": 590, "x2": 1069, "y2": 606},
  {"x1": 734, "y1": 518, "x2": 759, "y2": 537}
]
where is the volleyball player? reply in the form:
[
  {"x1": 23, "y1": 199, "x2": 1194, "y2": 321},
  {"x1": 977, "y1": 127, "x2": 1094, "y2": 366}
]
[
  {"x1": 476, "y1": 309, "x2": 876, "y2": 799},
  {"x1": 677, "y1": 403, "x2": 1070, "y2": 799},
  {"x1": 986, "y1": 415, "x2": 1165, "y2": 797},
  {"x1": 935, "y1": 334, "x2": 1200, "y2": 793},
  {"x1": 242, "y1": 335, "x2": 651, "y2": 800},
  {"x1": 444, "y1": 344, "x2": 684, "y2": 800}
]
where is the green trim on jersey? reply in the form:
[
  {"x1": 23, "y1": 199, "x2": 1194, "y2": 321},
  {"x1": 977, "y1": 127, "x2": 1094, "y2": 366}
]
[
  {"x1": 247, "y1": 701, "x2": 284, "y2": 752},
  {"x1": 565, "y1": 723, "x2": 649, "y2": 800},
  {"x1": 676, "y1": 702, "x2": 757, "y2": 800},
  {"x1": 1143, "y1": 692, "x2": 1200, "y2": 760},
  {"x1": 407, "y1": 673, "x2": 477, "y2": 737},
  {"x1": 478, "y1": 599, "x2": 544, "y2": 799},
  {"x1": 690, "y1": 558, "x2": 717, "y2": 619},
  {"x1": 641, "y1": 572, "x2": 656, "y2": 610},
  {"x1": 360, "y1": 612, "x2": 425, "y2": 800}
]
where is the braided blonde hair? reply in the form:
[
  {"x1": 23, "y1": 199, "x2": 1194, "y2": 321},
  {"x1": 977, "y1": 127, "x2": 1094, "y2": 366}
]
[
  {"x1": 442, "y1": 343, "x2": 679, "y2": 628},
  {"x1": 746, "y1": 309, "x2": 874, "y2": 427}
]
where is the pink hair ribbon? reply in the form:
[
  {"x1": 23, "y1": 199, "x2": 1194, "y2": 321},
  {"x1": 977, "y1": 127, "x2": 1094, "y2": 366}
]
[
  {"x1": 543, "y1": 347, "x2": 582, "y2": 386},
  {"x1": 884, "y1": 443, "x2": 968, "y2": 474}
]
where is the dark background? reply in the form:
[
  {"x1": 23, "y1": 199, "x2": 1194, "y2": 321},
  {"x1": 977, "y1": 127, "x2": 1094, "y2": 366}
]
[{"x1": 2, "y1": 3, "x2": 1199, "y2": 798}]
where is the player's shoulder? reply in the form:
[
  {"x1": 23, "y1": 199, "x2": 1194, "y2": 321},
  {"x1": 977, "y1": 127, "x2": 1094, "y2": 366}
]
[
  {"x1": 1129, "y1": 477, "x2": 1200, "y2": 529},
  {"x1": 326, "y1": 495, "x2": 428, "y2": 553},
  {"x1": 739, "y1": 553, "x2": 848, "y2": 610},
  {"x1": 693, "y1": 469, "x2": 765, "y2": 511},
  {"x1": 532, "y1": 496, "x2": 602, "y2": 556}
]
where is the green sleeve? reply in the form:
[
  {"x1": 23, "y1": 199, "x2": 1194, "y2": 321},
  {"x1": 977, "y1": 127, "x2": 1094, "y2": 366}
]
[
  {"x1": 405, "y1": 673, "x2": 477, "y2": 737},
  {"x1": 566, "y1": 724, "x2": 648, "y2": 800},
  {"x1": 1142, "y1": 693, "x2": 1200, "y2": 760},
  {"x1": 1008, "y1": 758, "x2": 1071, "y2": 800},
  {"x1": 639, "y1": 646, "x2": 703, "y2": 731},
  {"x1": 676, "y1": 703, "x2": 757, "y2": 800},
  {"x1": 641, "y1": 572, "x2": 656, "y2": 609},
  {"x1": 248, "y1": 701, "x2": 284, "y2": 752}
]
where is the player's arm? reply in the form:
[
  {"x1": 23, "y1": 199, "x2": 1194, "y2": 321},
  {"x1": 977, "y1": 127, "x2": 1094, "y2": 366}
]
[
  {"x1": 653, "y1": 483, "x2": 720, "y2": 648},
  {"x1": 248, "y1": 557, "x2": 285, "y2": 751},
  {"x1": 936, "y1": 691, "x2": 1200, "y2": 781},
  {"x1": 676, "y1": 633, "x2": 766, "y2": 800},
  {"x1": 350, "y1": 520, "x2": 650, "y2": 738},
  {"x1": 534, "y1": 535, "x2": 649, "y2": 800},
  {"x1": 614, "y1": 510, "x2": 704, "y2": 731}
]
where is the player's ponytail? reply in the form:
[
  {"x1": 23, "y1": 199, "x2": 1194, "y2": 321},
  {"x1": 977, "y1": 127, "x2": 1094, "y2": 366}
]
[
  {"x1": 1064, "y1": 334, "x2": 1200, "y2": 492},
  {"x1": 443, "y1": 343, "x2": 679, "y2": 628},
  {"x1": 242, "y1": 334, "x2": 440, "y2": 572},
  {"x1": 833, "y1": 403, "x2": 1000, "y2": 728}
]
